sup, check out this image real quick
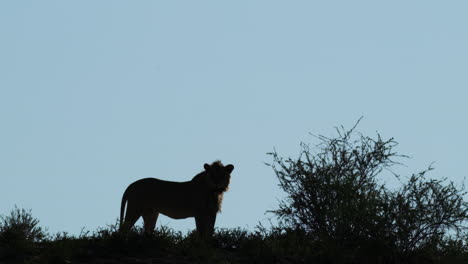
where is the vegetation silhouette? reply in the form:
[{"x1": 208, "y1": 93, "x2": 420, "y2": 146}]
[
  {"x1": 267, "y1": 118, "x2": 468, "y2": 262},
  {"x1": 1, "y1": 122, "x2": 467, "y2": 263},
  {"x1": 120, "y1": 161, "x2": 234, "y2": 237},
  {"x1": 0, "y1": 206, "x2": 46, "y2": 261}
]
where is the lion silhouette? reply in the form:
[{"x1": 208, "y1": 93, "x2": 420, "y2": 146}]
[{"x1": 119, "y1": 161, "x2": 234, "y2": 236}]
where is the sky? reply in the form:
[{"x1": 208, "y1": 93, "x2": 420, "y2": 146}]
[{"x1": 0, "y1": 1, "x2": 467, "y2": 235}]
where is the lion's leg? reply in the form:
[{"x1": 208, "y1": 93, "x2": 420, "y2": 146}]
[
  {"x1": 195, "y1": 215, "x2": 205, "y2": 235},
  {"x1": 205, "y1": 213, "x2": 217, "y2": 236},
  {"x1": 195, "y1": 213, "x2": 217, "y2": 237},
  {"x1": 121, "y1": 202, "x2": 141, "y2": 233},
  {"x1": 142, "y1": 211, "x2": 159, "y2": 234}
]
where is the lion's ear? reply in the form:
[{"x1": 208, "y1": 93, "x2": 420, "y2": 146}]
[
  {"x1": 226, "y1": 164, "x2": 234, "y2": 173},
  {"x1": 204, "y1": 163, "x2": 210, "y2": 171}
]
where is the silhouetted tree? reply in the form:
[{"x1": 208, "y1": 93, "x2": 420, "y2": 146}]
[{"x1": 267, "y1": 119, "x2": 468, "y2": 258}]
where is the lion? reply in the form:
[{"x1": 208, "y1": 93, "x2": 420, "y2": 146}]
[{"x1": 119, "y1": 161, "x2": 234, "y2": 237}]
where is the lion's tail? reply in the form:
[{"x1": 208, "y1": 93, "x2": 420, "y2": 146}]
[{"x1": 120, "y1": 188, "x2": 129, "y2": 230}]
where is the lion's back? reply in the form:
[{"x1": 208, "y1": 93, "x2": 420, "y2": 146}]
[
  {"x1": 125, "y1": 177, "x2": 203, "y2": 217},
  {"x1": 126, "y1": 178, "x2": 188, "y2": 198}
]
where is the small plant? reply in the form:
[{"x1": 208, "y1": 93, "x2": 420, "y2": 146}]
[
  {"x1": 0, "y1": 206, "x2": 46, "y2": 243},
  {"x1": 0, "y1": 206, "x2": 46, "y2": 259}
]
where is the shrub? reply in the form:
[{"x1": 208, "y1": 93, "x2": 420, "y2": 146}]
[
  {"x1": 0, "y1": 206, "x2": 46, "y2": 259},
  {"x1": 267, "y1": 120, "x2": 468, "y2": 260}
]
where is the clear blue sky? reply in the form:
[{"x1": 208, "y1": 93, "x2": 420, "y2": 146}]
[{"x1": 1, "y1": 1, "x2": 467, "y2": 235}]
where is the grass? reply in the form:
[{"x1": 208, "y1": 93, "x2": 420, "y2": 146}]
[{"x1": 0, "y1": 207, "x2": 467, "y2": 264}]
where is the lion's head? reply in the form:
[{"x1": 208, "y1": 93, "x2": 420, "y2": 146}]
[
  {"x1": 193, "y1": 160, "x2": 234, "y2": 212},
  {"x1": 203, "y1": 161, "x2": 233, "y2": 193}
]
